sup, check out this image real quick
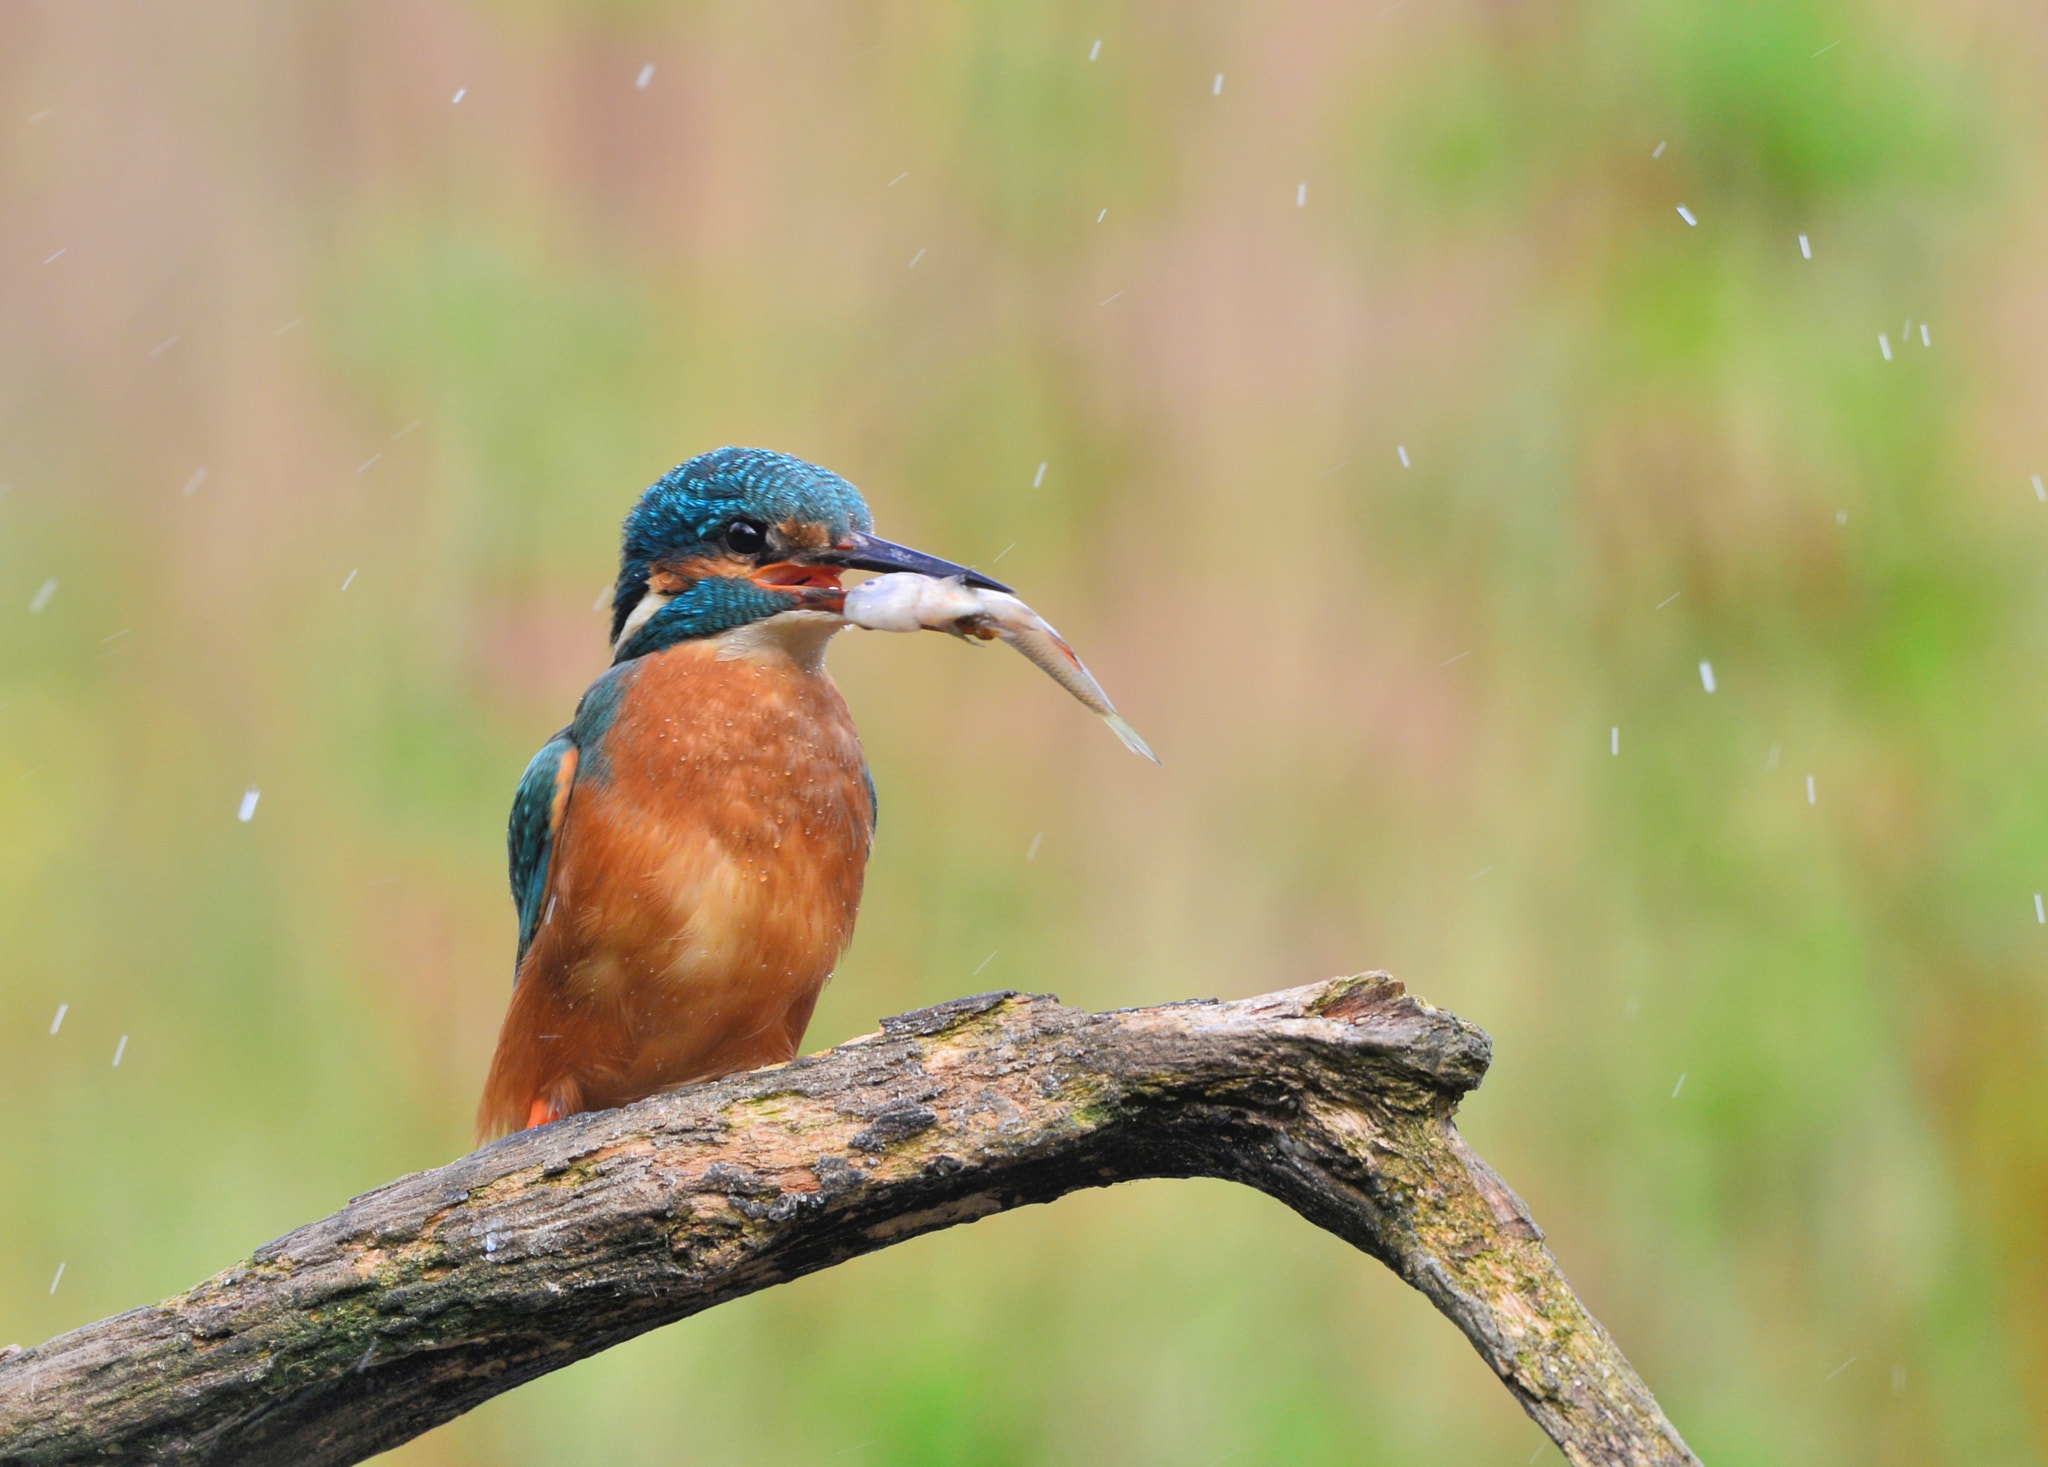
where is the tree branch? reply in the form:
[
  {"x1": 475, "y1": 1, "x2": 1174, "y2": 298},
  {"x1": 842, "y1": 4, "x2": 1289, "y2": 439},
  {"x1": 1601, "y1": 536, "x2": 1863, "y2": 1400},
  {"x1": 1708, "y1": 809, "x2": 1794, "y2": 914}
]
[{"x1": 0, "y1": 975, "x2": 1698, "y2": 1467}]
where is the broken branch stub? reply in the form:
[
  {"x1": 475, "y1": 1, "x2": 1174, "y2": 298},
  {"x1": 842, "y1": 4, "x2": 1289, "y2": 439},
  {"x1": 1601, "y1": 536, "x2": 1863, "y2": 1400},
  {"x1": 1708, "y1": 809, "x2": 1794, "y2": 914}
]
[{"x1": 0, "y1": 976, "x2": 1700, "y2": 1467}]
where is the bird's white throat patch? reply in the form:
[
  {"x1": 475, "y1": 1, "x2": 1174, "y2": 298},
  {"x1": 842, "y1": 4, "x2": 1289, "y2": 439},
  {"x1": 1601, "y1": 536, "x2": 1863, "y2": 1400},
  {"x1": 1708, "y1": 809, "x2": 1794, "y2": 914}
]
[
  {"x1": 613, "y1": 587, "x2": 846, "y2": 671},
  {"x1": 713, "y1": 608, "x2": 847, "y2": 672},
  {"x1": 613, "y1": 589, "x2": 672, "y2": 655}
]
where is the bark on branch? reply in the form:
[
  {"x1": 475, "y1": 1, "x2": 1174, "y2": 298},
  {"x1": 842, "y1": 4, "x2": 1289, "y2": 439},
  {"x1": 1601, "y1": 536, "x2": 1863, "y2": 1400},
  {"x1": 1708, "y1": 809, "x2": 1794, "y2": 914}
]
[{"x1": 0, "y1": 975, "x2": 1699, "y2": 1467}]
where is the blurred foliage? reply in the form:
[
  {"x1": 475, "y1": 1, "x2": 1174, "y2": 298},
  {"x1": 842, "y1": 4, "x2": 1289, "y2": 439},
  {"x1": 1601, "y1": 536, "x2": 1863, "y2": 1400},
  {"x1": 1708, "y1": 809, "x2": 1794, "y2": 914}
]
[{"x1": 3, "y1": 1, "x2": 2047, "y2": 1463}]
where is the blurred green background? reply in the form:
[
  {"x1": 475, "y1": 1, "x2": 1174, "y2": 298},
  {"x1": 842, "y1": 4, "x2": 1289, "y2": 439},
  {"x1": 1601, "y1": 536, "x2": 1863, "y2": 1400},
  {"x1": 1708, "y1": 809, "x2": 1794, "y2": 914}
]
[{"x1": 5, "y1": 1, "x2": 2046, "y2": 1462}]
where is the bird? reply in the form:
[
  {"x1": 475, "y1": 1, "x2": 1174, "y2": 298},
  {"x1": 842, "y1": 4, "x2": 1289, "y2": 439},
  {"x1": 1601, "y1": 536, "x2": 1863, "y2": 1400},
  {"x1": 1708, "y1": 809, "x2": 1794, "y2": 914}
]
[{"x1": 476, "y1": 447, "x2": 1008, "y2": 1140}]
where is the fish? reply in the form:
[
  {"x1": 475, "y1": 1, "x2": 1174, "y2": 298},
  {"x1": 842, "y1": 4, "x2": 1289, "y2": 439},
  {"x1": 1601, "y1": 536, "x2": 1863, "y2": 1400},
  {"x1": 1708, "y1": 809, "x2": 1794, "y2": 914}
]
[{"x1": 842, "y1": 572, "x2": 1159, "y2": 762}]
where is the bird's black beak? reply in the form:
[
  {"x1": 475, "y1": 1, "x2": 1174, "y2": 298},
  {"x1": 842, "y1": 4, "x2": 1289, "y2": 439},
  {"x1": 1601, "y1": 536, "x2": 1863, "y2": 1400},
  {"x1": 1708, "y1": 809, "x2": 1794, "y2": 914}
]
[{"x1": 819, "y1": 531, "x2": 1012, "y2": 593}]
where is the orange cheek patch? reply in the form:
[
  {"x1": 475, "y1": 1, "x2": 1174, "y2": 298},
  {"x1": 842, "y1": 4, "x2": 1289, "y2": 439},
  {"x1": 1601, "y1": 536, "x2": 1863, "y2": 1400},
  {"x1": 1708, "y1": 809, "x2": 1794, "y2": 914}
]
[
  {"x1": 774, "y1": 519, "x2": 834, "y2": 553},
  {"x1": 649, "y1": 555, "x2": 840, "y2": 594},
  {"x1": 648, "y1": 554, "x2": 756, "y2": 593}
]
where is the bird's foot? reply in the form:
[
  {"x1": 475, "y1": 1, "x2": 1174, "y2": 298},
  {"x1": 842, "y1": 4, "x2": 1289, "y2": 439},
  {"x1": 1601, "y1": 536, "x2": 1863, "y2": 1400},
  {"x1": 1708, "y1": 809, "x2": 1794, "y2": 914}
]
[{"x1": 526, "y1": 1096, "x2": 565, "y2": 1129}]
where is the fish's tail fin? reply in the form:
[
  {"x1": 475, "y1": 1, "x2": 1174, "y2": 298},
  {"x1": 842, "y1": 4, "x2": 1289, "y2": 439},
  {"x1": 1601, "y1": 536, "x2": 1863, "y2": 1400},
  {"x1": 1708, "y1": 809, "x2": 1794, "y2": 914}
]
[{"x1": 1103, "y1": 712, "x2": 1161, "y2": 764}]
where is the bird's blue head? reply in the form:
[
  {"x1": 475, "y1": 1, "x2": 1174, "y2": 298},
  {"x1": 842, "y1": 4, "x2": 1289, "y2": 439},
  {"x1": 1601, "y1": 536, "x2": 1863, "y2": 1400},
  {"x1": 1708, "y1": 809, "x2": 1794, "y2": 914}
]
[{"x1": 609, "y1": 448, "x2": 1007, "y2": 662}]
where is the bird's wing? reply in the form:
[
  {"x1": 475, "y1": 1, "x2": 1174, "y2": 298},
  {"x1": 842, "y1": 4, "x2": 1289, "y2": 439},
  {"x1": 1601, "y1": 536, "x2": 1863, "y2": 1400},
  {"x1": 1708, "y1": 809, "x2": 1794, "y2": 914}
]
[{"x1": 508, "y1": 728, "x2": 579, "y2": 978}]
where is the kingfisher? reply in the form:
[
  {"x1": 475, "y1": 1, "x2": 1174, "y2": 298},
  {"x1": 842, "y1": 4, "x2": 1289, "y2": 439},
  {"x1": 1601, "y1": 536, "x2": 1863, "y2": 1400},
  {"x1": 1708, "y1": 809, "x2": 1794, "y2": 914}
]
[{"x1": 476, "y1": 447, "x2": 1008, "y2": 1139}]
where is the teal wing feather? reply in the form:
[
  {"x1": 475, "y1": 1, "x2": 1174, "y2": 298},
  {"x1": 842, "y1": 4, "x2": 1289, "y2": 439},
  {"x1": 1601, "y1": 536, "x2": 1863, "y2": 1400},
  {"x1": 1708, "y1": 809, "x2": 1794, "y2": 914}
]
[{"x1": 508, "y1": 728, "x2": 576, "y2": 978}]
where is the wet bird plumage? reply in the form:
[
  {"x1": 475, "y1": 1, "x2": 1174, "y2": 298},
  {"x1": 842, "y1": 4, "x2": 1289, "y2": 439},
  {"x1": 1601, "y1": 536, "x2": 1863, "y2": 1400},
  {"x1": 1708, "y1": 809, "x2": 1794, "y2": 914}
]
[{"x1": 476, "y1": 448, "x2": 985, "y2": 1139}]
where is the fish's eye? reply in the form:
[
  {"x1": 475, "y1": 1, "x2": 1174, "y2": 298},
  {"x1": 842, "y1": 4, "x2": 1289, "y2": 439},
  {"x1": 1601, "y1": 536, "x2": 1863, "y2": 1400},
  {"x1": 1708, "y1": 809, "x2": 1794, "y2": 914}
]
[{"x1": 722, "y1": 519, "x2": 767, "y2": 555}]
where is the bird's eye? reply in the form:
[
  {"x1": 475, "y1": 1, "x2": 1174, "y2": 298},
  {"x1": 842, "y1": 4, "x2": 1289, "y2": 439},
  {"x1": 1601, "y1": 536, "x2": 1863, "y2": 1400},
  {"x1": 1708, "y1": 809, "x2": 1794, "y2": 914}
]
[{"x1": 722, "y1": 519, "x2": 767, "y2": 555}]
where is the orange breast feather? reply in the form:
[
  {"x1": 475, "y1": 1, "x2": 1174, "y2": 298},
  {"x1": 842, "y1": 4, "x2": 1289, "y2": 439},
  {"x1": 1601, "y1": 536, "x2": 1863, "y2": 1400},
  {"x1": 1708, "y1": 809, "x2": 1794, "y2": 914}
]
[{"x1": 477, "y1": 639, "x2": 873, "y2": 1138}]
